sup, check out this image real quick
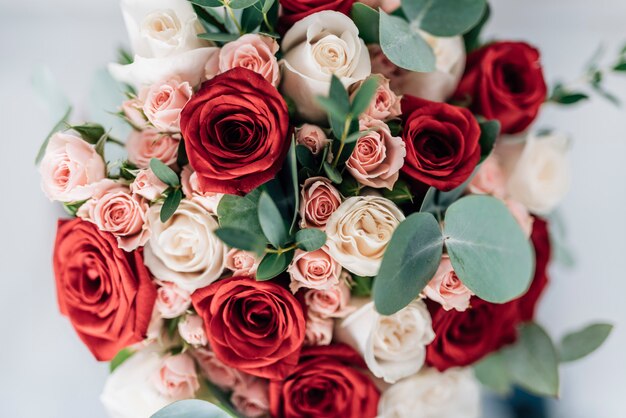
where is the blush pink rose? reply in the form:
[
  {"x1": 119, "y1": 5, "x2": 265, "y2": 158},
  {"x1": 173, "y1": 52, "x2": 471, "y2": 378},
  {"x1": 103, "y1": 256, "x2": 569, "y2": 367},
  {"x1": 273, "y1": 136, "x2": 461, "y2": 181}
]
[
  {"x1": 350, "y1": 75, "x2": 401, "y2": 121},
  {"x1": 360, "y1": 0, "x2": 401, "y2": 13},
  {"x1": 304, "y1": 316, "x2": 334, "y2": 346},
  {"x1": 424, "y1": 256, "x2": 474, "y2": 312},
  {"x1": 225, "y1": 249, "x2": 259, "y2": 277},
  {"x1": 505, "y1": 199, "x2": 534, "y2": 238},
  {"x1": 193, "y1": 347, "x2": 242, "y2": 391},
  {"x1": 219, "y1": 34, "x2": 280, "y2": 86},
  {"x1": 131, "y1": 168, "x2": 168, "y2": 201},
  {"x1": 231, "y1": 375, "x2": 270, "y2": 418},
  {"x1": 155, "y1": 281, "x2": 191, "y2": 319},
  {"x1": 295, "y1": 124, "x2": 329, "y2": 155},
  {"x1": 304, "y1": 279, "x2": 355, "y2": 319},
  {"x1": 299, "y1": 177, "x2": 342, "y2": 229},
  {"x1": 178, "y1": 315, "x2": 208, "y2": 347},
  {"x1": 39, "y1": 132, "x2": 106, "y2": 202},
  {"x1": 126, "y1": 129, "x2": 179, "y2": 169},
  {"x1": 288, "y1": 248, "x2": 341, "y2": 293},
  {"x1": 77, "y1": 180, "x2": 150, "y2": 251},
  {"x1": 346, "y1": 117, "x2": 406, "y2": 189},
  {"x1": 469, "y1": 155, "x2": 507, "y2": 198},
  {"x1": 121, "y1": 97, "x2": 148, "y2": 129},
  {"x1": 153, "y1": 353, "x2": 200, "y2": 400},
  {"x1": 181, "y1": 165, "x2": 223, "y2": 213},
  {"x1": 141, "y1": 78, "x2": 193, "y2": 132}
]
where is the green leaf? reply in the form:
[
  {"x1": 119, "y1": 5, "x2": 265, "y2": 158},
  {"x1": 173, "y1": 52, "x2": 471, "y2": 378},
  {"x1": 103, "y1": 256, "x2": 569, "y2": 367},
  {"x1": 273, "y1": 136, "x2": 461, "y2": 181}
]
[
  {"x1": 351, "y1": 275, "x2": 373, "y2": 297},
  {"x1": 261, "y1": 0, "x2": 275, "y2": 13},
  {"x1": 549, "y1": 83, "x2": 590, "y2": 105},
  {"x1": 351, "y1": 3, "x2": 380, "y2": 44},
  {"x1": 152, "y1": 399, "x2": 232, "y2": 418},
  {"x1": 323, "y1": 161, "x2": 343, "y2": 184},
  {"x1": 258, "y1": 192, "x2": 290, "y2": 248},
  {"x1": 373, "y1": 212, "x2": 444, "y2": 315},
  {"x1": 339, "y1": 175, "x2": 362, "y2": 197},
  {"x1": 217, "y1": 189, "x2": 264, "y2": 237},
  {"x1": 382, "y1": 179, "x2": 414, "y2": 204},
  {"x1": 402, "y1": 0, "x2": 487, "y2": 37},
  {"x1": 317, "y1": 96, "x2": 349, "y2": 122},
  {"x1": 295, "y1": 144, "x2": 315, "y2": 169},
  {"x1": 379, "y1": 11, "x2": 436, "y2": 72},
  {"x1": 241, "y1": 4, "x2": 264, "y2": 32},
  {"x1": 559, "y1": 323, "x2": 613, "y2": 363},
  {"x1": 177, "y1": 140, "x2": 189, "y2": 168},
  {"x1": 503, "y1": 322, "x2": 560, "y2": 398},
  {"x1": 150, "y1": 158, "x2": 180, "y2": 187},
  {"x1": 463, "y1": 2, "x2": 490, "y2": 52},
  {"x1": 613, "y1": 62, "x2": 626, "y2": 72},
  {"x1": 256, "y1": 250, "x2": 295, "y2": 281},
  {"x1": 443, "y1": 195, "x2": 534, "y2": 303},
  {"x1": 214, "y1": 227, "x2": 267, "y2": 255},
  {"x1": 229, "y1": 0, "x2": 259, "y2": 9},
  {"x1": 478, "y1": 119, "x2": 500, "y2": 162},
  {"x1": 35, "y1": 106, "x2": 72, "y2": 165},
  {"x1": 63, "y1": 200, "x2": 87, "y2": 217},
  {"x1": 94, "y1": 131, "x2": 109, "y2": 159},
  {"x1": 351, "y1": 76, "x2": 380, "y2": 117},
  {"x1": 70, "y1": 123, "x2": 106, "y2": 144},
  {"x1": 329, "y1": 74, "x2": 351, "y2": 114},
  {"x1": 344, "y1": 129, "x2": 370, "y2": 144},
  {"x1": 109, "y1": 348, "x2": 135, "y2": 373},
  {"x1": 198, "y1": 32, "x2": 240, "y2": 43},
  {"x1": 161, "y1": 188, "x2": 183, "y2": 223},
  {"x1": 287, "y1": 140, "x2": 300, "y2": 235},
  {"x1": 189, "y1": 0, "x2": 224, "y2": 7},
  {"x1": 295, "y1": 228, "x2": 327, "y2": 251},
  {"x1": 474, "y1": 351, "x2": 512, "y2": 395}
]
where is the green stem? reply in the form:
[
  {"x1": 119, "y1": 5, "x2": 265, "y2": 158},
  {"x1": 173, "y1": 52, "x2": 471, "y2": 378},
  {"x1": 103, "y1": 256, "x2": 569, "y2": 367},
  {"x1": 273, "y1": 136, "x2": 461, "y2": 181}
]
[
  {"x1": 107, "y1": 137, "x2": 125, "y2": 147},
  {"x1": 266, "y1": 243, "x2": 298, "y2": 255},
  {"x1": 225, "y1": 5, "x2": 243, "y2": 35},
  {"x1": 332, "y1": 115, "x2": 353, "y2": 168},
  {"x1": 262, "y1": 13, "x2": 274, "y2": 33}
]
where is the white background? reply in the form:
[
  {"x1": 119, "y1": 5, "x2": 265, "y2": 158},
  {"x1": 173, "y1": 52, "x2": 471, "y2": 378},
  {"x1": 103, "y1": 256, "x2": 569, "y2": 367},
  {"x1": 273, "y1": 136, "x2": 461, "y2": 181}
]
[{"x1": 0, "y1": 0, "x2": 625, "y2": 417}]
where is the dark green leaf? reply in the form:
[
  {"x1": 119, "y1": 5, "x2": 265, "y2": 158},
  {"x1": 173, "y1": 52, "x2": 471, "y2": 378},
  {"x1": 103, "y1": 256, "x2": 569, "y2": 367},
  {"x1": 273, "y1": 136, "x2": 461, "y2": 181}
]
[
  {"x1": 117, "y1": 48, "x2": 134, "y2": 65},
  {"x1": 549, "y1": 83, "x2": 590, "y2": 105},
  {"x1": 559, "y1": 323, "x2": 613, "y2": 363},
  {"x1": 474, "y1": 351, "x2": 512, "y2": 395},
  {"x1": 402, "y1": 0, "x2": 487, "y2": 37},
  {"x1": 160, "y1": 188, "x2": 183, "y2": 223},
  {"x1": 198, "y1": 32, "x2": 240, "y2": 42},
  {"x1": 193, "y1": 3, "x2": 228, "y2": 33},
  {"x1": 613, "y1": 62, "x2": 626, "y2": 72},
  {"x1": 382, "y1": 179, "x2": 414, "y2": 204},
  {"x1": 214, "y1": 227, "x2": 267, "y2": 255},
  {"x1": 258, "y1": 192, "x2": 290, "y2": 248},
  {"x1": 478, "y1": 119, "x2": 500, "y2": 162},
  {"x1": 229, "y1": 0, "x2": 259, "y2": 9},
  {"x1": 217, "y1": 189, "x2": 264, "y2": 237},
  {"x1": 373, "y1": 212, "x2": 444, "y2": 315},
  {"x1": 287, "y1": 140, "x2": 300, "y2": 234},
  {"x1": 256, "y1": 250, "x2": 295, "y2": 281},
  {"x1": 35, "y1": 106, "x2": 72, "y2": 164},
  {"x1": 189, "y1": 0, "x2": 224, "y2": 7},
  {"x1": 329, "y1": 74, "x2": 351, "y2": 114},
  {"x1": 350, "y1": 76, "x2": 379, "y2": 117},
  {"x1": 109, "y1": 348, "x2": 135, "y2": 373},
  {"x1": 152, "y1": 399, "x2": 232, "y2": 418},
  {"x1": 295, "y1": 144, "x2": 316, "y2": 169},
  {"x1": 150, "y1": 158, "x2": 180, "y2": 187},
  {"x1": 70, "y1": 123, "x2": 106, "y2": 144},
  {"x1": 351, "y1": 3, "x2": 380, "y2": 44},
  {"x1": 177, "y1": 140, "x2": 189, "y2": 168},
  {"x1": 463, "y1": 2, "x2": 490, "y2": 52},
  {"x1": 295, "y1": 228, "x2": 327, "y2": 251},
  {"x1": 379, "y1": 11, "x2": 436, "y2": 72},
  {"x1": 351, "y1": 275, "x2": 373, "y2": 297},
  {"x1": 323, "y1": 162, "x2": 343, "y2": 184},
  {"x1": 241, "y1": 4, "x2": 264, "y2": 32},
  {"x1": 339, "y1": 175, "x2": 362, "y2": 197},
  {"x1": 261, "y1": 0, "x2": 275, "y2": 13}
]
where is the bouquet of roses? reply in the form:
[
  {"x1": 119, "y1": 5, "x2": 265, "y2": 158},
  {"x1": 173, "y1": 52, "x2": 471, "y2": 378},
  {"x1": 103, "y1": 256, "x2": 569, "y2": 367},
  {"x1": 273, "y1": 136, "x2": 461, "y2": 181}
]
[{"x1": 36, "y1": 0, "x2": 619, "y2": 417}]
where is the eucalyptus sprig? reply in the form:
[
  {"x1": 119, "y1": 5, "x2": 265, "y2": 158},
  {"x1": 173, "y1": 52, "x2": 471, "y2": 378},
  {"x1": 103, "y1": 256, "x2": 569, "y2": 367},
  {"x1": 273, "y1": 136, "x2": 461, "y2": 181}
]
[{"x1": 150, "y1": 158, "x2": 184, "y2": 222}]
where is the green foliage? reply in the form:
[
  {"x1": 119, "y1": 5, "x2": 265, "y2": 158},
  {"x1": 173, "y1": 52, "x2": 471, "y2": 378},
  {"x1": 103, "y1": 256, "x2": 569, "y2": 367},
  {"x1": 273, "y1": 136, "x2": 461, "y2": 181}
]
[
  {"x1": 478, "y1": 119, "x2": 500, "y2": 162},
  {"x1": 214, "y1": 227, "x2": 267, "y2": 255},
  {"x1": 351, "y1": 275, "x2": 374, "y2": 297},
  {"x1": 323, "y1": 161, "x2": 343, "y2": 184},
  {"x1": 401, "y1": 0, "x2": 486, "y2": 37},
  {"x1": 463, "y1": 3, "x2": 491, "y2": 52},
  {"x1": 559, "y1": 323, "x2": 613, "y2": 362},
  {"x1": 256, "y1": 250, "x2": 295, "y2": 281},
  {"x1": 197, "y1": 32, "x2": 240, "y2": 42},
  {"x1": 295, "y1": 228, "x2": 327, "y2": 252},
  {"x1": 161, "y1": 188, "x2": 183, "y2": 223},
  {"x1": 70, "y1": 123, "x2": 106, "y2": 144},
  {"x1": 379, "y1": 11, "x2": 436, "y2": 73},
  {"x1": 150, "y1": 158, "x2": 180, "y2": 187},
  {"x1": 217, "y1": 189, "x2": 264, "y2": 238},
  {"x1": 109, "y1": 348, "x2": 135, "y2": 373},
  {"x1": 351, "y1": 3, "x2": 380, "y2": 44},
  {"x1": 350, "y1": 76, "x2": 379, "y2": 116},
  {"x1": 152, "y1": 399, "x2": 232, "y2": 418},
  {"x1": 189, "y1": 0, "x2": 224, "y2": 7},
  {"x1": 473, "y1": 351, "x2": 512, "y2": 395},
  {"x1": 382, "y1": 179, "x2": 414, "y2": 205},
  {"x1": 258, "y1": 192, "x2": 290, "y2": 248}
]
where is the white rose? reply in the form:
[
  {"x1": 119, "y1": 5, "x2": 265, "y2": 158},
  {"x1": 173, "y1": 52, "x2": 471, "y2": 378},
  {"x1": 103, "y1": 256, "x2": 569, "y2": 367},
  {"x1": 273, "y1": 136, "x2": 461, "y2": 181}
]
[
  {"x1": 109, "y1": 0, "x2": 218, "y2": 87},
  {"x1": 101, "y1": 347, "x2": 170, "y2": 418},
  {"x1": 144, "y1": 198, "x2": 227, "y2": 292},
  {"x1": 280, "y1": 11, "x2": 371, "y2": 122},
  {"x1": 335, "y1": 300, "x2": 434, "y2": 383},
  {"x1": 325, "y1": 196, "x2": 404, "y2": 276},
  {"x1": 505, "y1": 132, "x2": 571, "y2": 215},
  {"x1": 378, "y1": 368, "x2": 481, "y2": 418}
]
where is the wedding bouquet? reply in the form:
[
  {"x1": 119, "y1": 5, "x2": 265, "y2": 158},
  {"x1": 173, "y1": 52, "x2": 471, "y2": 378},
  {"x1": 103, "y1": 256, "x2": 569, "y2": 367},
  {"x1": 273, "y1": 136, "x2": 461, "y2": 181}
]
[{"x1": 36, "y1": 0, "x2": 618, "y2": 417}]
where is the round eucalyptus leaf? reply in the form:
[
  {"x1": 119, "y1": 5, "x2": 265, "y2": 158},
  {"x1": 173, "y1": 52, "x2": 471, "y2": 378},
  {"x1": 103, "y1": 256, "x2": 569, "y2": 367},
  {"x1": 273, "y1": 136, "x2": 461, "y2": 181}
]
[
  {"x1": 379, "y1": 11, "x2": 436, "y2": 73},
  {"x1": 151, "y1": 399, "x2": 232, "y2": 418},
  {"x1": 256, "y1": 250, "x2": 295, "y2": 281},
  {"x1": 559, "y1": 323, "x2": 613, "y2": 363},
  {"x1": 402, "y1": 0, "x2": 487, "y2": 37},
  {"x1": 295, "y1": 228, "x2": 327, "y2": 252}
]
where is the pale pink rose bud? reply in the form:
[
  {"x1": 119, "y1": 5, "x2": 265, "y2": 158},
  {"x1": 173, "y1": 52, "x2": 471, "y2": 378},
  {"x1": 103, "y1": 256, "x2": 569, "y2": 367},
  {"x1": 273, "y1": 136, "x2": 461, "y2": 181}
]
[
  {"x1": 231, "y1": 375, "x2": 270, "y2": 418},
  {"x1": 295, "y1": 124, "x2": 329, "y2": 155},
  {"x1": 304, "y1": 316, "x2": 334, "y2": 346},
  {"x1": 505, "y1": 199, "x2": 534, "y2": 238},
  {"x1": 155, "y1": 282, "x2": 192, "y2": 319},
  {"x1": 181, "y1": 165, "x2": 223, "y2": 213},
  {"x1": 77, "y1": 180, "x2": 150, "y2": 251},
  {"x1": 346, "y1": 118, "x2": 406, "y2": 190},
  {"x1": 126, "y1": 129, "x2": 179, "y2": 169},
  {"x1": 219, "y1": 34, "x2": 280, "y2": 86},
  {"x1": 153, "y1": 353, "x2": 200, "y2": 400},
  {"x1": 299, "y1": 177, "x2": 342, "y2": 229},
  {"x1": 424, "y1": 256, "x2": 474, "y2": 312},
  {"x1": 177, "y1": 315, "x2": 208, "y2": 347},
  {"x1": 288, "y1": 248, "x2": 341, "y2": 293},
  {"x1": 193, "y1": 347, "x2": 242, "y2": 391},
  {"x1": 350, "y1": 75, "x2": 401, "y2": 121},
  {"x1": 225, "y1": 249, "x2": 259, "y2": 277},
  {"x1": 130, "y1": 168, "x2": 168, "y2": 201},
  {"x1": 304, "y1": 279, "x2": 355, "y2": 319},
  {"x1": 360, "y1": 0, "x2": 401, "y2": 13},
  {"x1": 39, "y1": 132, "x2": 106, "y2": 202},
  {"x1": 141, "y1": 78, "x2": 193, "y2": 132},
  {"x1": 469, "y1": 155, "x2": 507, "y2": 199},
  {"x1": 121, "y1": 97, "x2": 148, "y2": 129}
]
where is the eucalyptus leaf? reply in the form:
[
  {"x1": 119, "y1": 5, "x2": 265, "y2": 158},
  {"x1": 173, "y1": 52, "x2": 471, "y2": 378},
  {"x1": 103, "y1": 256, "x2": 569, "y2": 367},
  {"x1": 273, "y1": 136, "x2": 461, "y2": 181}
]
[
  {"x1": 295, "y1": 144, "x2": 315, "y2": 169},
  {"x1": 559, "y1": 323, "x2": 613, "y2": 363},
  {"x1": 287, "y1": 141, "x2": 300, "y2": 234},
  {"x1": 258, "y1": 192, "x2": 290, "y2": 248},
  {"x1": 382, "y1": 179, "x2": 414, "y2": 205},
  {"x1": 241, "y1": 5, "x2": 264, "y2": 32},
  {"x1": 214, "y1": 227, "x2": 267, "y2": 255},
  {"x1": 189, "y1": 0, "x2": 224, "y2": 7},
  {"x1": 150, "y1": 158, "x2": 180, "y2": 187},
  {"x1": 351, "y1": 3, "x2": 380, "y2": 44},
  {"x1": 161, "y1": 188, "x2": 183, "y2": 223},
  {"x1": 229, "y1": 0, "x2": 259, "y2": 9},
  {"x1": 344, "y1": 129, "x2": 370, "y2": 144},
  {"x1": 463, "y1": 2, "x2": 490, "y2": 52},
  {"x1": 402, "y1": 0, "x2": 487, "y2": 37},
  {"x1": 295, "y1": 228, "x2": 327, "y2": 252},
  {"x1": 152, "y1": 399, "x2": 231, "y2": 418},
  {"x1": 351, "y1": 76, "x2": 379, "y2": 117},
  {"x1": 256, "y1": 251, "x2": 295, "y2": 281},
  {"x1": 379, "y1": 11, "x2": 436, "y2": 72},
  {"x1": 94, "y1": 131, "x2": 109, "y2": 159},
  {"x1": 329, "y1": 74, "x2": 351, "y2": 114},
  {"x1": 339, "y1": 175, "x2": 362, "y2": 197},
  {"x1": 323, "y1": 162, "x2": 343, "y2": 184},
  {"x1": 261, "y1": 0, "x2": 275, "y2": 13},
  {"x1": 373, "y1": 212, "x2": 444, "y2": 315},
  {"x1": 35, "y1": 106, "x2": 72, "y2": 165},
  {"x1": 110, "y1": 348, "x2": 135, "y2": 373},
  {"x1": 70, "y1": 123, "x2": 106, "y2": 144},
  {"x1": 478, "y1": 119, "x2": 500, "y2": 162},
  {"x1": 217, "y1": 189, "x2": 264, "y2": 237},
  {"x1": 351, "y1": 275, "x2": 374, "y2": 297},
  {"x1": 473, "y1": 351, "x2": 512, "y2": 395},
  {"x1": 198, "y1": 32, "x2": 240, "y2": 42}
]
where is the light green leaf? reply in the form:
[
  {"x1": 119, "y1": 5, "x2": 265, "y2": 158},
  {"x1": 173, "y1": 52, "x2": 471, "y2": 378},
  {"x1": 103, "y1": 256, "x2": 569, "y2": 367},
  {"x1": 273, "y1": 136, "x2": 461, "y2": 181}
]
[
  {"x1": 474, "y1": 352, "x2": 512, "y2": 395},
  {"x1": 443, "y1": 195, "x2": 534, "y2": 303},
  {"x1": 329, "y1": 74, "x2": 351, "y2": 114},
  {"x1": 351, "y1": 3, "x2": 380, "y2": 44},
  {"x1": 261, "y1": 0, "x2": 275, "y2": 13},
  {"x1": 110, "y1": 348, "x2": 135, "y2": 373},
  {"x1": 402, "y1": 0, "x2": 487, "y2": 37},
  {"x1": 295, "y1": 228, "x2": 327, "y2": 252},
  {"x1": 256, "y1": 251, "x2": 295, "y2": 281},
  {"x1": 258, "y1": 192, "x2": 290, "y2": 248},
  {"x1": 559, "y1": 323, "x2": 613, "y2": 363},
  {"x1": 379, "y1": 11, "x2": 436, "y2": 72},
  {"x1": 373, "y1": 212, "x2": 444, "y2": 315},
  {"x1": 323, "y1": 161, "x2": 343, "y2": 184},
  {"x1": 160, "y1": 188, "x2": 183, "y2": 223},
  {"x1": 229, "y1": 0, "x2": 259, "y2": 9},
  {"x1": 198, "y1": 32, "x2": 240, "y2": 42},
  {"x1": 151, "y1": 399, "x2": 232, "y2": 418},
  {"x1": 35, "y1": 106, "x2": 72, "y2": 165},
  {"x1": 217, "y1": 189, "x2": 264, "y2": 237},
  {"x1": 189, "y1": 0, "x2": 224, "y2": 7},
  {"x1": 351, "y1": 76, "x2": 380, "y2": 117},
  {"x1": 70, "y1": 123, "x2": 106, "y2": 144},
  {"x1": 214, "y1": 227, "x2": 267, "y2": 255},
  {"x1": 150, "y1": 158, "x2": 180, "y2": 187}
]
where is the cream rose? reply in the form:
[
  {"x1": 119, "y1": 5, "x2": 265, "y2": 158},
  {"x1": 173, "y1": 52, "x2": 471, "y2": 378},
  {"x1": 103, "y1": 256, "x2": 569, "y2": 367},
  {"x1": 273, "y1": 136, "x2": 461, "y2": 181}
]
[
  {"x1": 336, "y1": 299, "x2": 434, "y2": 383},
  {"x1": 144, "y1": 198, "x2": 227, "y2": 292},
  {"x1": 153, "y1": 353, "x2": 200, "y2": 400},
  {"x1": 218, "y1": 34, "x2": 280, "y2": 86},
  {"x1": 281, "y1": 11, "x2": 371, "y2": 122},
  {"x1": 349, "y1": 75, "x2": 401, "y2": 121},
  {"x1": 140, "y1": 78, "x2": 192, "y2": 132},
  {"x1": 423, "y1": 256, "x2": 474, "y2": 312},
  {"x1": 126, "y1": 129, "x2": 179, "y2": 169},
  {"x1": 299, "y1": 177, "x2": 342, "y2": 230},
  {"x1": 288, "y1": 248, "x2": 341, "y2": 293},
  {"x1": 325, "y1": 196, "x2": 404, "y2": 276},
  {"x1": 378, "y1": 368, "x2": 481, "y2": 418},
  {"x1": 295, "y1": 124, "x2": 330, "y2": 155},
  {"x1": 39, "y1": 132, "x2": 106, "y2": 202}
]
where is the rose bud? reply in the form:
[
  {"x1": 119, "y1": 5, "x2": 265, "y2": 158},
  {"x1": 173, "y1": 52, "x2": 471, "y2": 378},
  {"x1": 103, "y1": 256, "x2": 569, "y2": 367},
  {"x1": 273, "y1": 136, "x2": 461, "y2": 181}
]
[
  {"x1": 155, "y1": 281, "x2": 191, "y2": 319},
  {"x1": 295, "y1": 124, "x2": 329, "y2": 155},
  {"x1": 288, "y1": 248, "x2": 341, "y2": 293},
  {"x1": 178, "y1": 315, "x2": 208, "y2": 347},
  {"x1": 423, "y1": 256, "x2": 474, "y2": 312},
  {"x1": 231, "y1": 376, "x2": 270, "y2": 418},
  {"x1": 126, "y1": 128, "x2": 179, "y2": 169},
  {"x1": 349, "y1": 75, "x2": 402, "y2": 121},
  {"x1": 153, "y1": 353, "x2": 200, "y2": 399},
  {"x1": 304, "y1": 280, "x2": 355, "y2": 319},
  {"x1": 131, "y1": 168, "x2": 168, "y2": 201},
  {"x1": 192, "y1": 347, "x2": 242, "y2": 391},
  {"x1": 218, "y1": 34, "x2": 280, "y2": 86},
  {"x1": 304, "y1": 316, "x2": 334, "y2": 346},
  {"x1": 140, "y1": 78, "x2": 192, "y2": 133},
  {"x1": 299, "y1": 177, "x2": 342, "y2": 229}
]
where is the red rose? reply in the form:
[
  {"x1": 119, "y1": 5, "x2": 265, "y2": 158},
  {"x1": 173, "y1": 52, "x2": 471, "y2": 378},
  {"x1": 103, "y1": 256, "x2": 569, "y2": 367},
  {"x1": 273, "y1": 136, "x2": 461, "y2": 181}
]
[
  {"x1": 192, "y1": 277, "x2": 306, "y2": 380},
  {"x1": 278, "y1": 0, "x2": 355, "y2": 32},
  {"x1": 453, "y1": 41, "x2": 547, "y2": 134},
  {"x1": 519, "y1": 217, "x2": 551, "y2": 321},
  {"x1": 180, "y1": 67, "x2": 290, "y2": 195},
  {"x1": 269, "y1": 344, "x2": 380, "y2": 418},
  {"x1": 53, "y1": 218, "x2": 156, "y2": 361},
  {"x1": 401, "y1": 96, "x2": 481, "y2": 191}
]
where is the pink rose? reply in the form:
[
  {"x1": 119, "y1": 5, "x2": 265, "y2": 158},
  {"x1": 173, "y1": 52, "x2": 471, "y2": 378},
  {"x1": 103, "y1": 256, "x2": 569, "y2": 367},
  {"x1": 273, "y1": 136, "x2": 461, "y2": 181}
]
[
  {"x1": 304, "y1": 316, "x2": 334, "y2": 346},
  {"x1": 219, "y1": 34, "x2": 280, "y2": 87},
  {"x1": 225, "y1": 249, "x2": 259, "y2": 277},
  {"x1": 141, "y1": 78, "x2": 193, "y2": 132},
  {"x1": 350, "y1": 75, "x2": 401, "y2": 121},
  {"x1": 77, "y1": 180, "x2": 150, "y2": 251},
  {"x1": 299, "y1": 177, "x2": 342, "y2": 229},
  {"x1": 505, "y1": 199, "x2": 534, "y2": 238},
  {"x1": 193, "y1": 347, "x2": 242, "y2": 391},
  {"x1": 360, "y1": 0, "x2": 401, "y2": 13},
  {"x1": 424, "y1": 256, "x2": 474, "y2": 312},
  {"x1": 469, "y1": 155, "x2": 507, "y2": 198},
  {"x1": 178, "y1": 315, "x2": 208, "y2": 347},
  {"x1": 121, "y1": 97, "x2": 148, "y2": 129},
  {"x1": 130, "y1": 168, "x2": 168, "y2": 201},
  {"x1": 346, "y1": 118, "x2": 406, "y2": 189},
  {"x1": 231, "y1": 375, "x2": 270, "y2": 418},
  {"x1": 39, "y1": 132, "x2": 105, "y2": 202},
  {"x1": 304, "y1": 279, "x2": 355, "y2": 319},
  {"x1": 180, "y1": 165, "x2": 223, "y2": 213},
  {"x1": 155, "y1": 281, "x2": 191, "y2": 319},
  {"x1": 295, "y1": 124, "x2": 329, "y2": 155},
  {"x1": 153, "y1": 353, "x2": 199, "y2": 399},
  {"x1": 288, "y1": 248, "x2": 341, "y2": 293},
  {"x1": 126, "y1": 129, "x2": 179, "y2": 169}
]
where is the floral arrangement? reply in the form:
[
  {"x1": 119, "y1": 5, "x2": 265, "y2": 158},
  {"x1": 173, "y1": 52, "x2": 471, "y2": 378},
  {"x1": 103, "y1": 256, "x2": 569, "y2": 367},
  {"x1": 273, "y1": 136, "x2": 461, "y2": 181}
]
[{"x1": 35, "y1": 0, "x2": 620, "y2": 417}]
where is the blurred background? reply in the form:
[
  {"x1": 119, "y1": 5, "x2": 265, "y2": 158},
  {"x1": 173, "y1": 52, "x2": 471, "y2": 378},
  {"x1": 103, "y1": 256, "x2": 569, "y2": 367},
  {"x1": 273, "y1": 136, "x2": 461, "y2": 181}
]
[{"x1": 0, "y1": 0, "x2": 625, "y2": 417}]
